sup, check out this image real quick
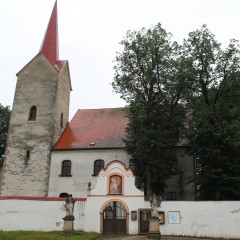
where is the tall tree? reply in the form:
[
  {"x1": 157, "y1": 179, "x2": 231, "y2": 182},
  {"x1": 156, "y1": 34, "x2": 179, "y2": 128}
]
[
  {"x1": 0, "y1": 103, "x2": 11, "y2": 162},
  {"x1": 112, "y1": 24, "x2": 187, "y2": 197},
  {"x1": 184, "y1": 25, "x2": 240, "y2": 200}
]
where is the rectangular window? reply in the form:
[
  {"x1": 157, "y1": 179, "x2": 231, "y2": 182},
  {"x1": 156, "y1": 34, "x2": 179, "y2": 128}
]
[
  {"x1": 165, "y1": 192, "x2": 178, "y2": 201},
  {"x1": 26, "y1": 150, "x2": 30, "y2": 160}
]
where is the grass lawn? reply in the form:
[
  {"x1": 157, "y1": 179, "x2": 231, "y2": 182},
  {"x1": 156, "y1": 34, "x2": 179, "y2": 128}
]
[{"x1": 0, "y1": 230, "x2": 99, "y2": 240}]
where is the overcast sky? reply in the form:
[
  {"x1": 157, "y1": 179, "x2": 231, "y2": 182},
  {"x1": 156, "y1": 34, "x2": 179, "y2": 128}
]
[{"x1": 1, "y1": 0, "x2": 240, "y2": 118}]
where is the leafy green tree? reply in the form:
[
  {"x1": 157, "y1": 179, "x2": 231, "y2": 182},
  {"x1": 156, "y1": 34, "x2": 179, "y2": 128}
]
[
  {"x1": 0, "y1": 103, "x2": 11, "y2": 161},
  {"x1": 184, "y1": 25, "x2": 240, "y2": 200},
  {"x1": 112, "y1": 24, "x2": 187, "y2": 197}
]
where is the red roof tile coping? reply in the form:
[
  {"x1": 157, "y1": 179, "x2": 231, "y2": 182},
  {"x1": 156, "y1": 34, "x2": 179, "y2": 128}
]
[{"x1": 0, "y1": 196, "x2": 86, "y2": 201}]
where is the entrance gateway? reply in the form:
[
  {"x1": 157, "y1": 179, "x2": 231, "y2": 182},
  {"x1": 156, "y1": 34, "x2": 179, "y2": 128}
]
[
  {"x1": 103, "y1": 201, "x2": 126, "y2": 235},
  {"x1": 102, "y1": 202, "x2": 152, "y2": 235},
  {"x1": 86, "y1": 160, "x2": 145, "y2": 235}
]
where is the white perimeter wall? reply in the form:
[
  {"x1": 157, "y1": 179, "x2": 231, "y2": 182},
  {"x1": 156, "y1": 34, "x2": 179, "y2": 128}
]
[
  {"x1": 0, "y1": 199, "x2": 240, "y2": 239},
  {"x1": 0, "y1": 199, "x2": 86, "y2": 232},
  {"x1": 160, "y1": 201, "x2": 240, "y2": 239}
]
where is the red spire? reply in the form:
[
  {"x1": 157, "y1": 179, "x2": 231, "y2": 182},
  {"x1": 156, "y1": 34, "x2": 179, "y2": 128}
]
[{"x1": 40, "y1": 1, "x2": 59, "y2": 67}]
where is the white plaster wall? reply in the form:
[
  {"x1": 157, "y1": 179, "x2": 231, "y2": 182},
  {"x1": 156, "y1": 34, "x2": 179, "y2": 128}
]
[
  {"x1": 48, "y1": 149, "x2": 129, "y2": 197},
  {"x1": 160, "y1": 201, "x2": 240, "y2": 239},
  {"x1": 1, "y1": 199, "x2": 240, "y2": 239},
  {"x1": 84, "y1": 200, "x2": 240, "y2": 238},
  {"x1": 0, "y1": 199, "x2": 85, "y2": 231}
]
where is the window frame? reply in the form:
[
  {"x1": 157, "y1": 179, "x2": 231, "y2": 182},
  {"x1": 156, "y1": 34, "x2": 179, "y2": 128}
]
[
  {"x1": 165, "y1": 192, "x2": 178, "y2": 201},
  {"x1": 93, "y1": 159, "x2": 104, "y2": 176},
  {"x1": 28, "y1": 105, "x2": 37, "y2": 121},
  {"x1": 60, "y1": 160, "x2": 72, "y2": 177},
  {"x1": 59, "y1": 192, "x2": 69, "y2": 198},
  {"x1": 60, "y1": 113, "x2": 63, "y2": 128},
  {"x1": 26, "y1": 150, "x2": 30, "y2": 160}
]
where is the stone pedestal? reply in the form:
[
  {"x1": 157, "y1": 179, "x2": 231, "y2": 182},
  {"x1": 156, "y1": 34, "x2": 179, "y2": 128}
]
[
  {"x1": 148, "y1": 217, "x2": 161, "y2": 239},
  {"x1": 63, "y1": 217, "x2": 75, "y2": 235}
]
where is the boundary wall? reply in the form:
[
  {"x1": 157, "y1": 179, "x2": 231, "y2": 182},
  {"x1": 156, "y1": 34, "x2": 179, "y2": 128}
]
[
  {"x1": 0, "y1": 197, "x2": 239, "y2": 239},
  {"x1": 160, "y1": 201, "x2": 240, "y2": 239},
  {"x1": 0, "y1": 196, "x2": 86, "y2": 232}
]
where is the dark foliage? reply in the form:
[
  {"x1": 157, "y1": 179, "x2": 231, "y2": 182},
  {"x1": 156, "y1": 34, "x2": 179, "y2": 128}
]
[{"x1": 0, "y1": 103, "x2": 11, "y2": 161}]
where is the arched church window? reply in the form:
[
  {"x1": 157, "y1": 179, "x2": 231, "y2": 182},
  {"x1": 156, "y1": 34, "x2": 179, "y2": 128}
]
[
  {"x1": 61, "y1": 160, "x2": 72, "y2": 176},
  {"x1": 59, "y1": 192, "x2": 69, "y2": 198},
  {"x1": 28, "y1": 106, "x2": 37, "y2": 121},
  {"x1": 93, "y1": 159, "x2": 104, "y2": 176},
  {"x1": 60, "y1": 113, "x2": 63, "y2": 128}
]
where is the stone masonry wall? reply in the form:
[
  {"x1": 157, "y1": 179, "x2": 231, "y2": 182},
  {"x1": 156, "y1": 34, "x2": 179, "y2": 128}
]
[
  {"x1": 52, "y1": 62, "x2": 71, "y2": 146},
  {"x1": 0, "y1": 55, "x2": 70, "y2": 196}
]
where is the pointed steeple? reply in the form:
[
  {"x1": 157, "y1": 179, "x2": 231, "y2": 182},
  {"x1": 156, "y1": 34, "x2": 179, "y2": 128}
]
[{"x1": 40, "y1": 0, "x2": 59, "y2": 67}]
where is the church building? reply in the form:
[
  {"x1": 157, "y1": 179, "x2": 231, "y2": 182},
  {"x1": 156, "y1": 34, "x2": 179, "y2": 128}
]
[{"x1": 0, "y1": 1, "x2": 195, "y2": 235}]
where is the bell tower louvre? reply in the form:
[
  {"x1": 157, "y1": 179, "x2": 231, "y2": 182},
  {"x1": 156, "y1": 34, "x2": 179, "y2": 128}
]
[{"x1": 0, "y1": 0, "x2": 72, "y2": 196}]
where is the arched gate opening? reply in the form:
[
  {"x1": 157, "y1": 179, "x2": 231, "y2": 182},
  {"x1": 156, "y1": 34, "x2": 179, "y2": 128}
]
[{"x1": 103, "y1": 201, "x2": 127, "y2": 235}]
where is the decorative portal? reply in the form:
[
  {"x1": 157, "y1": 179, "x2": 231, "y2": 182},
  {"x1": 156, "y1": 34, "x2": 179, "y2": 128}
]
[{"x1": 109, "y1": 175, "x2": 122, "y2": 195}]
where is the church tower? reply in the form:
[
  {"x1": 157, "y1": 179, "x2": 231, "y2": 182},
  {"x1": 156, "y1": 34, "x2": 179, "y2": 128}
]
[{"x1": 0, "y1": 1, "x2": 72, "y2": 196}]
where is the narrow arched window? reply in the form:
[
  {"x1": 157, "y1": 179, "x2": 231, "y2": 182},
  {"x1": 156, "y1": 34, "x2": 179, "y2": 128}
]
[
  {"x1": 93, "y1": 159, "x2": 104, "y2": 176},
  {"x1": 60, "y1": 113, "x2": 63, "y2": 128},
  {"x1": 29, "y1": 106, "x2": 37, "y2": 121},
  {"x1": 59, "y1": 192, "x2": 69, "y2": 198},
  {"x1": 61, "y1": 160, "x2": 72, "y2": 176}
]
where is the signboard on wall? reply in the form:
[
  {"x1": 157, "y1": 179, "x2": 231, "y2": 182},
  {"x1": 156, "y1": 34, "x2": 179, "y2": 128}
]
[{"x1": 168, "y1": 211, "x2": 181, "y2": 224}]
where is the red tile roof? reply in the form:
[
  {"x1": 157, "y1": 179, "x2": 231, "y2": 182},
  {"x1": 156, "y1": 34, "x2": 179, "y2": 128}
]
[{"x1": 54, "y1": 108, "x2": 128, "y2": 150}]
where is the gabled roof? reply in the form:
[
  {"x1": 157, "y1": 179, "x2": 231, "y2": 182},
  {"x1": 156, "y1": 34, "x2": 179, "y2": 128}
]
[
  {"x1": 16, "y1": 52, "x2": 65, "y2": 77},
  {"x1": 54, "y1": 108, "x2": 128, "y2": 150}
]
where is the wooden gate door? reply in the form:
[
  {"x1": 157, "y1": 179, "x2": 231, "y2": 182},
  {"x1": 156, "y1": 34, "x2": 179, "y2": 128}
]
[
  {"x1": 103, "y1": 201, "x2": 126, "y2": 235},
  {"x1": 140, "y1": 210, "x2": 150, "y2": 234}
]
